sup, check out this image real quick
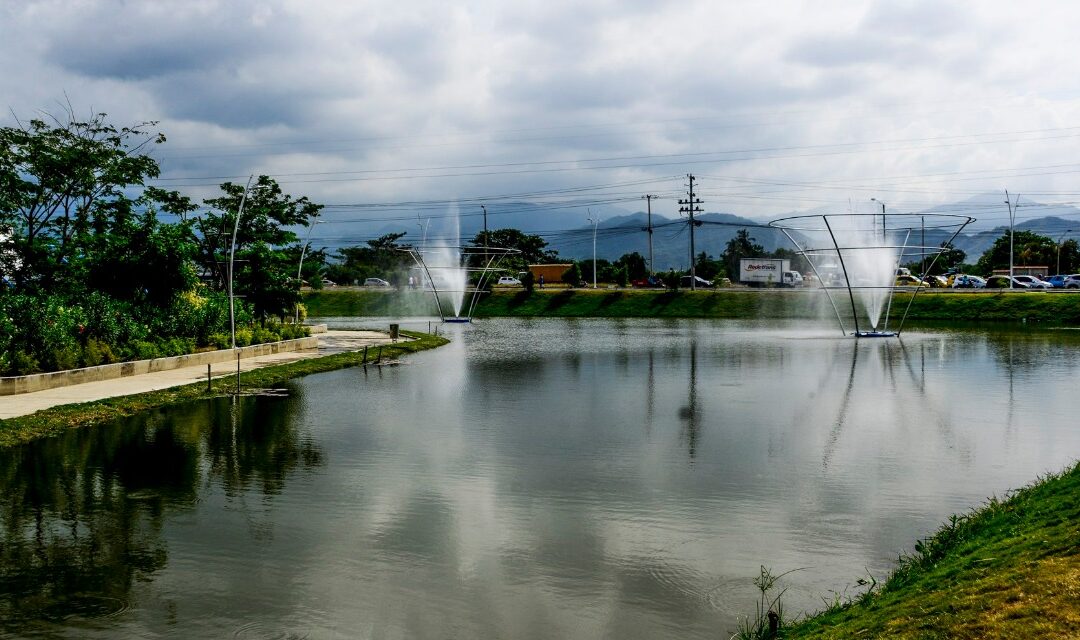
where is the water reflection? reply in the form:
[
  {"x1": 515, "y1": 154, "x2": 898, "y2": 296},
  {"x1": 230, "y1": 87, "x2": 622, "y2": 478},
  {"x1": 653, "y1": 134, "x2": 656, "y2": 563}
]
[
  {"x1": 4, "y1": 319, "x2": 1080, "y2": 638},
  {"x1": 0, "y1": 395, "x2": 322, "y2": 634}
]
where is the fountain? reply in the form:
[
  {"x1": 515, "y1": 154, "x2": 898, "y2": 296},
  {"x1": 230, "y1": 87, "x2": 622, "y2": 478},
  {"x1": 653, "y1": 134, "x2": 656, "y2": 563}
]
[
  {"x1": 401, "y1": 203, "x2": 520, "y2": 323},
  {"x1": 769, "y1": 212, "x2": 974, "y2": 337}
]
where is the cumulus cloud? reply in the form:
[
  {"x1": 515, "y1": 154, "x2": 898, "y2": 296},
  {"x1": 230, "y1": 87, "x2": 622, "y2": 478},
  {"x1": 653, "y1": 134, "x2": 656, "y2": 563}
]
[{"x1": 2, "y1": 0, "x2": 1080, "y2": 224}]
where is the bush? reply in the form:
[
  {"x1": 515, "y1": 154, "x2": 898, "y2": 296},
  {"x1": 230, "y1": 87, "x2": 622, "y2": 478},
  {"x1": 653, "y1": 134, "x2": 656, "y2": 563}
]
[
  {"x1": 82, "y1": 338, "x2": 117, "y2": 367},
  {"x1": 131, "y1": 341, "x2": 161, "y2": 360},
  {"x1": 234, "y1": 328, "x2": 253, "y2": 347},
  {"x1": 562, "y1": 264, "x2": 582, "y2": 287}
]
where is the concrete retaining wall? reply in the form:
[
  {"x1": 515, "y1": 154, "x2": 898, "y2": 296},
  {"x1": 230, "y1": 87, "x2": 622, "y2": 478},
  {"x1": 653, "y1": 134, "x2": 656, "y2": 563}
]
[{"x1": 0, "y1": 336, "x2": 319, "y2": 396}]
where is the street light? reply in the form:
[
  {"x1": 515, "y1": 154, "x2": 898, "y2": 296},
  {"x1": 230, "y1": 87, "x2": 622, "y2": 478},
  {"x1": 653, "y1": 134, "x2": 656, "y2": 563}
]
[
  {"x1": 1057, "y1": 229, "x2": 1072, "y2": 275},
  {"x1": 228, "y1": 176, "x2": 268, "y2": 350},
  {"x1": 587, "y1": 212, "x2": 599, "y2": 288},
  {"x1": 295, "y1": 212, "x2": 321, "y2": 323},
  {"x1": 870, "y1": 197, "x2": 886, "y2": 241}
]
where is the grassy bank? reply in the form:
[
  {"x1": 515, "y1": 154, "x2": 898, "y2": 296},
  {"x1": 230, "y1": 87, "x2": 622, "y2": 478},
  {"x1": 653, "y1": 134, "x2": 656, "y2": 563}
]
[
  {"x1": 772, "y1": 461, "x2": 1080, "y2": 638},
  {"x1": 0, "y1": 330, "x2": 448, "y2": 448},
  {"x1": 304, "y1": 288, "x2": 1080, "y2": 325}
]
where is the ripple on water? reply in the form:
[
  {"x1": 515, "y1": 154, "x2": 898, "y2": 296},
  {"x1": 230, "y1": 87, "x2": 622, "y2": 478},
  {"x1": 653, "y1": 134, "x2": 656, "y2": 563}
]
[{"x1": 232, "y1": 621, "x2": 310, "y2": 639}]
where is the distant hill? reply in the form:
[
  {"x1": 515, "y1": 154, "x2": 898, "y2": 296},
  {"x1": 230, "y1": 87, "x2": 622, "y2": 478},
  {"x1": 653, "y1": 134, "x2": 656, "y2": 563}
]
[{"x1": 309, "y1": 194, "x2": 1079, "y2": 269}]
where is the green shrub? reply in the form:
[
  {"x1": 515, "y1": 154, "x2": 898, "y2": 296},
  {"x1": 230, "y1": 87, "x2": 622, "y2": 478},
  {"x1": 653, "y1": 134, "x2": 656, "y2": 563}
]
[
  {"x1": 132, "y1": 341, "x2": 161, "y2": 360},
  {"x1": 234, "y1": 328, "x2": 253, "y2": 347},
  {"x1": 82, "y1": 338, "x2": 117, "y2": 367},
  {"x1": 253, "y1": 326, "x2": 277, "y2": 345},
  {"x1": 10, "y1": 351, "x2": 40, "y2": 375}
]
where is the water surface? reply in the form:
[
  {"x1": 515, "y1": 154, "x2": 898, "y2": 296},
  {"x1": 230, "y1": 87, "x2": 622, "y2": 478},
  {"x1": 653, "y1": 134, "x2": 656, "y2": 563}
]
[{"x1": 3, "y1": 318, "x2": 1079, "y2": 638}]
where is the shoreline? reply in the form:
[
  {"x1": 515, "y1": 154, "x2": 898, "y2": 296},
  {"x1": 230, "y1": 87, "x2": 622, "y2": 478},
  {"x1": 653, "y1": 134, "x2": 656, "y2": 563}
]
[
  {"x1": 0, "y1": 330, "x2": 449, "y2": 448},
  {"x1": 303, "y1": 288, "x2": 1080, "y2": 325}
]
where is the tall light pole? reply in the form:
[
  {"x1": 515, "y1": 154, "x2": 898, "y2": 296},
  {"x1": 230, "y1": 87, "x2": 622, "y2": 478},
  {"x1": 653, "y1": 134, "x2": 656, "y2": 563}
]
[
  {"x1": 870, "y1": 197, "x2": 886, "y2": 240},
  {"x1": 228, "y1": 175, "x2": 257, "y2": 351},
  {"x1": 587, "y1": 211, "x2": 598, "y2": 288},
  {"x1": 1057, "y1": 229, "x2": 1072, "y2": 275},
  {"x1": 1005, "y1": 191, "x2": 1020, "y2": 289},
  {"x1": 295, "y1": 212, "x2": 320, "y2": 323}
]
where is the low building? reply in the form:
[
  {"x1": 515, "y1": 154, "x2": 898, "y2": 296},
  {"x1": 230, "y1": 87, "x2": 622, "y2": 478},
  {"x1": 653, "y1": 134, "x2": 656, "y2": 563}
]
[
  {"x1": 992, "y1": 265, "x2": 1048, "y2": 277},
  {"x1": 528, "y1": 264, "x2": 573, "y2": 284}
]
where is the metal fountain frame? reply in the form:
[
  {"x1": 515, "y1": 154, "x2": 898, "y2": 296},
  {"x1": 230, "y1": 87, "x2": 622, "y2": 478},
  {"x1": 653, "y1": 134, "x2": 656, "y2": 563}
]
[
  {"x1": 769, "y1": 213, "x2": 974, "y2": 337},
  {"x1": 400, "y1": 244, "x2": 521, "y2": 322}
]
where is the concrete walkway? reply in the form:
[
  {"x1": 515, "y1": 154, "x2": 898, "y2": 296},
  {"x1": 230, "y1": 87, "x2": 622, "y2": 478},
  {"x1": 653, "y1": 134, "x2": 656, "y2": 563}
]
[{"x1": 0, "y1": 330, "x2": 397, "y2": 420}]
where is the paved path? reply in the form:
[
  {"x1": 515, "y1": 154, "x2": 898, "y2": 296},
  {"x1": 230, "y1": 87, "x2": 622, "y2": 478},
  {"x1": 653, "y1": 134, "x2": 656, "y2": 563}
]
[{"x1": 0, "y1": 330, "x2": 397, "y2": 420}]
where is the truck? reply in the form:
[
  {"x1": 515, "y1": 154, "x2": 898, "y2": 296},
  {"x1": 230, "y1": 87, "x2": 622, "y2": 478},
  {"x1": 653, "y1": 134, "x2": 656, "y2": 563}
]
[{"x1": 739, "y1": 258, "x2": 803, "y2": 287}]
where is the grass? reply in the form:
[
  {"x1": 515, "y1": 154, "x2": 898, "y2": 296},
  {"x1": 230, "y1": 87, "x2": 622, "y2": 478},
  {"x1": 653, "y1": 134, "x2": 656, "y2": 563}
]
[
  {"x1": 774, "y1": 461, "x2": 1080, "y2": 638},
  {"x1": 304, "y1": 288, "x2": 1080, "y2": 325},
  {"x1": 0, "y1": 330, "x2": 449, "y2": 448}
]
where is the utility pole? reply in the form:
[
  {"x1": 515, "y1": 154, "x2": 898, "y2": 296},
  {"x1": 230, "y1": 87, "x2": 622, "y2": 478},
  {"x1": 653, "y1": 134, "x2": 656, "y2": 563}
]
[
  {"x1": 642, "y1": 194, "x2": 658, "y2": 274},
  {"x1": 678, "y1": 175, "x2": 703, "y2": 290},
  {"x1": 481, "y1": 205, "x2": 488, "y2": 240},
  {"x1": 1005, "y1": 191, "x2": 1019, "y2": 289},
  {"x1": 587, "y1": 210, "x2": 599, "y2": 288}
]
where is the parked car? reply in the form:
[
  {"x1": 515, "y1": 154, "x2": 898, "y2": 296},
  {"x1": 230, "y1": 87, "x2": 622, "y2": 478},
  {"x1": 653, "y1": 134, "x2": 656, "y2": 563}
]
[
  {"x1": 680, "y1": 275, "x2": 714, "y2": 288},
  {"x1": 986, "y1": 275, "x2": 1034, "y2": 289},
  {"x1": 894, "y1": 274, "x2": 929, "y2": 287},
  {"x1": 1063, "y1": 274, "x2": 1080, "y2": 289},
  {"x1": 927, "y1": 275, "x2": 949, "y2": 288},
  {"x1": 496, "y1": 276, "x2": 522, "y2": 286},
  {"x1": 951, "y1": 274, "x2": 986, "y2": 288},
  {"x1": 321, "y1": 278, "x2": 337, "y2": 287},
  {"x1": 1012, "y1": 275, "x2": 1051, "y2": 289},
  {"x1": 1044, "y1": 275, "x2": 1068, "y2": 288},
  {"x1": 631, "y1": 276, "x2": 666, "y2": 288},
  {"x1": 364, "y1": 277, "x2": 391, "y2": 287}
]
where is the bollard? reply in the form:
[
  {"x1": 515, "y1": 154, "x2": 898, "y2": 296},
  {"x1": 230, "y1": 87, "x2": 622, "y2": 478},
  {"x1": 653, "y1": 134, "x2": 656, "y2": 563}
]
[
  {"x1": 389, "y1": 323, "x2": 399, "y2": 343},
  {"x1": 207, "y1": 364, "x2": 212, "y2": 392},
  {"x1": 767, "y1": 611, "x2": 779, "y2": 638},
  {"x1": 363, "y1": 345, "x2": 369, "y2": 364},
  {"x1": 377, "y1": 346, "x2": 383, "y2": 363},
  {"x1": 236, "y1": 351, "x2": 241, "y2": 395}
]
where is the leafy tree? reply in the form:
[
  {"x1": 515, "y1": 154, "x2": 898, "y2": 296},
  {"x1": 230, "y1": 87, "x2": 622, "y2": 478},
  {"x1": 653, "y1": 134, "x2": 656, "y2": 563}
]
[
  {"x1": 769, "y1": 247, "x2": 810, "y2": 274},
  {"x1": 974, "y1": 230, "x2": 1056, "y2": 276},
  {"x1": 0, "y1": 109, "x2": 166, "y2": 294},
  {"x1": 614, "y1": 252, "x2": 648, "y2": 280},
  {"x1": 196, "y1": 176, "x2": 322, "y2": 319},
  {"x1": 561, "y1": 263, "x2": 582, "y2": 287},
  {"x1": 694, "y1": 252, "x2": 723, "y2": 281},
  {"x1": 720, "y1": 229, "x2": 766, "y2": 279},
  {"x1": 328, "y1": 231, "x2": 412, "y2": 285},
  {"x1": 469, "y1": 228, "x2": 558, "y2": 277}
]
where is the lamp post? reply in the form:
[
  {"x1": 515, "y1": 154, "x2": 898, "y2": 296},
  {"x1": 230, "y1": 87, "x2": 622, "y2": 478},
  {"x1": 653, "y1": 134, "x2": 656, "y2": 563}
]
[
  {"x1": 587, "y1": 212, "x2": 598, "y2": 288},
  {"x1": 228, "y1": 176, "x2": 255, "y2": 351},
  {"x1": 1057, "y1": 229, "x2": 1072, "y2": 276},
  {"x1": 870, "y1": 197, "x2": 886, "y2": 240},
  {"x1": 294, "y1": 212, "x2": 320, "y2": 323}
]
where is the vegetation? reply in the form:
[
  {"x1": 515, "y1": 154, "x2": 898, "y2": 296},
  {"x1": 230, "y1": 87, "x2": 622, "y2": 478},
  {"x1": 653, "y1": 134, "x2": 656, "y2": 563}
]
[
  {"x1": 302, "y1": 288, "x2": 1080, "y2": 325},
  {"x1": 0, "y1": 109, "x2": 317, "y2": 375},
  {"x1": 777, "y1": 461, "x2": 1080, "y2": 638},
  {"x1": 974, "y1": 230, "x2": 1079, "y2": 275},
  {"x1": 0, "y1": 330, "x2": 448, "y2": 448}
]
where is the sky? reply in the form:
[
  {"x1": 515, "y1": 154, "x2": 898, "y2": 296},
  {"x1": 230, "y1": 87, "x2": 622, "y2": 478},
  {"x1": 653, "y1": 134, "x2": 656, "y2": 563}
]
[{"x1": 3, "y1": 0, "x2": 1080, "y2": 243}]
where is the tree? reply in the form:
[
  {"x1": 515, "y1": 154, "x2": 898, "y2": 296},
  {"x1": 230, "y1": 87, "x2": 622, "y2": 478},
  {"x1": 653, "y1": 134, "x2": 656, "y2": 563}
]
[
  {"x1": 561, "y1": 263, "x2": 582, "y2": 287},
  {"x1": 974, "y1": 230, "x2": 1056, "y2": 276},
  {"x1": 328, "y1": 231, "x2": 412, "y2": 285},
  {"x1": 0, "y1": 109, "x2": 167, "y2": 294},
  {"x1": 720, "y1": 229, "x2": 766, "y2": 279},
  {"x1": 469, "y1": 228, "x2": 558, "y2": 276},
  {"x1": 694, "y1": 252, "x2": 723, "y2": 281},
  {"x1": 196, "y1": 176, "x2": 322, "y2": 320},
  {"x1": 614, "y1": 252, "x2": 648, "y2": 280}
]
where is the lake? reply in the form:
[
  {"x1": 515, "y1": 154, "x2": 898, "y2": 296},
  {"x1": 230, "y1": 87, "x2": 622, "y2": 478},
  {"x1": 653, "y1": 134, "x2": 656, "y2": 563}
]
[{"x1": 3, "y1": 318, "x2": 1079, "y2": 638}]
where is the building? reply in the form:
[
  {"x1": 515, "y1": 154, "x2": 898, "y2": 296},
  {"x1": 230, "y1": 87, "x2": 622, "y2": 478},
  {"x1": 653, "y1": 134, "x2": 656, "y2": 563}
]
[
  {"x1": 528, "y1": 264, "x2": 573, "y2": 284},
  {"x1": 992, "y1": 265, "x2": 1048, "y2": 277}
]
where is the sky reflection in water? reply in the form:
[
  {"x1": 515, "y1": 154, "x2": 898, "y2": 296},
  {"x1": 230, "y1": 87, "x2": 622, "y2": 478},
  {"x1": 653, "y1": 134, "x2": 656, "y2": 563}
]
[{"x1": 2, "y1": 318, "x2": 1078, "y2": 639}]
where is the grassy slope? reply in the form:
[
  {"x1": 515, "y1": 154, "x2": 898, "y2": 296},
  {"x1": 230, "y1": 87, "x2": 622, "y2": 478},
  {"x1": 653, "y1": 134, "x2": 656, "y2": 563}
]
[
  {"x1": 785, "y1": 462, "x2": 1080, "y2": 639},
  {"x1": 0, "y1": 331, "x2": 448, "y2": 448},
  {"x1": 304, "y1": 288, "x2": 1080, "y2": 324}
]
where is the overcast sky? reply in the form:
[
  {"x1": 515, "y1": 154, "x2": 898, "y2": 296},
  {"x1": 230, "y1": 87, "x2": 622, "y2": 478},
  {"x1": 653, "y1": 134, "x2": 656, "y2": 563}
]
[{"x1": 3, "y1": 0, "x2": 1080, "y2": 237}]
